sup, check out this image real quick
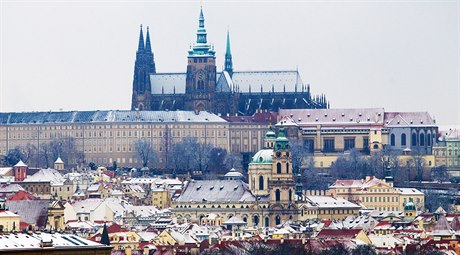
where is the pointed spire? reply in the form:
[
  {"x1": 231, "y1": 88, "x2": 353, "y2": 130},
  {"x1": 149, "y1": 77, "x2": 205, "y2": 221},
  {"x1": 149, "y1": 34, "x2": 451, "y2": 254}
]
[
  {"x1": 226, "y1": 29, "x2": 232, "y2": 56},
  {"x1": 224, "y1": 28, "x2": 234, "y2": 77},
  {"x1": 199, "y1": 6, "x2": 205, "y2": 28},
  {"x1": 100, "y1": 223, "x2": 110, "y2": 245},
  {"x1": 145, "y1": 26, "x2": 152, "y2": 52},
  {"x1": 138, "y1": 24, "x2": 145, "y2": 52}
]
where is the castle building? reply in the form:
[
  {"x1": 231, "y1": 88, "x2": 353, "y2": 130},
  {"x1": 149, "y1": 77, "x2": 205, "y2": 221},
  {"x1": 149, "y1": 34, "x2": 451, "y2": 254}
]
[{"x1": 131, "y1": 6, "x2": 329, "y2": 115}]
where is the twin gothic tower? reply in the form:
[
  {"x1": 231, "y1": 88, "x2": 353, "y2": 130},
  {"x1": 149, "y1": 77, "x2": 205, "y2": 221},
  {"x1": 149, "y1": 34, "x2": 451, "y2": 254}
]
[{"x1": 131, "y1": 6, "x2": 328, "y2": 115}]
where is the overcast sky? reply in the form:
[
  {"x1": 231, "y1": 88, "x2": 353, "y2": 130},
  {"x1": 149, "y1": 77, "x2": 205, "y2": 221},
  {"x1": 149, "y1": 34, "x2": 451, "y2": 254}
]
[{"x1": 1, "y1": 0, "x2": 459, "y2": 127}]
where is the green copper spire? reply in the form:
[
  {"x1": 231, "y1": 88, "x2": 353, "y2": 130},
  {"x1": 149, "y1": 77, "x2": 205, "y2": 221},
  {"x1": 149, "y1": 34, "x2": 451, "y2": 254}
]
[
  {"x1": 189, "y1": 5, "x2": 215, "y2": 57},
  {"x1": 274, "y1": 127, "x2": 289, "y2": 150},
  {"x1": 226, "y1": 29, "x2": 231, "y2": 56},
  {"x1": 224, "y1": 29, "x2": 233, "y2": 76}
]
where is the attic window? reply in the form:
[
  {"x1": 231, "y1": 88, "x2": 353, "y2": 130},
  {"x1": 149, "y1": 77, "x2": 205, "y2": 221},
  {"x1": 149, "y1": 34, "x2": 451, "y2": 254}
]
[
  {"x1": 358, "y1": 113, "x2": 362, "y2": 116},
  {"x1": 196, "y1": 185, "x2": 201, "y2": 190},
  {"x1": 210, "y1": 186, "x2": 214, "y2": 190},
  {"x1": 332, "y1": 118, "x2": 336, "y2": 122},
  {"x1": 350, "y1": 118, "x2": 353, "y2": 121},
  {"x1": 307, "y1": 113, "x2": 310, "y2": 117},
  {"x1": 290, "y1": 114, "x2": 294, "y2": 117},
  {"x1": 420, "y1": 120, "x2": 423, "y2": 124},
  {"x1": 234, "y1": 186, "x2": 238, "y2": 190},
  {"x1": 324, "y1": 113, "x2": 328, "y2": 117},
  {"x1": 315, "y1": 118, "x2": 318, "y2": 122}
]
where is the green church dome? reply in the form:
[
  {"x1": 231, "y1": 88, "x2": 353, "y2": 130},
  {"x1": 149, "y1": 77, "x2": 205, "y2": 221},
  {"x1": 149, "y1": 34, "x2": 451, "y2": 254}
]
[
  {"x1": 404, "y1": 198, "x2": 416, "y2": 211},
  {"x1": 251, "y1": 149, "x2": 273, "y2": 164}
]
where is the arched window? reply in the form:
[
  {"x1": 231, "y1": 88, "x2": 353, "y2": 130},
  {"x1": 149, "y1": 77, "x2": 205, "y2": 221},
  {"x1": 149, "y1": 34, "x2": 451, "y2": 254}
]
[
  {"x1": 427, "y1": 133, "x2": 432, "y2": 146},
  {"x1": 276, "y1": 163, "x2": 281, "y2": 174},
  {"x1": 390, "y1": 134, "x2": 395, "y2": 146},
  {"x1": 289, "y1": 190, "x2": 292, "y2": 202},
  {"x1": 254, "y1": 215, "x2": 259, "y2": 226},
  {"x1": 276, "y1": 215, "x2": 281, "y2": 225},
  {"x1": 412, "y1": 133, "x2": 417, "y2": 146},
  {"x1": 265, "y1": 217, "x2": 269, "y2": 227},
  {"x1": 420, "y1": 133, "x2": 425, "y2": 146},
  {"x1": 259, "y1": 176, "x2": 264, "y2": 190},
  {"x1": 275, "y1": 189, "x2": 281, "y2": 202},
  {"x1": 286, "y1": 163, "x2": 289, "y2": 174},
  {"x1": 401, "y1": 134, "x2": 407, "y2": 146}
]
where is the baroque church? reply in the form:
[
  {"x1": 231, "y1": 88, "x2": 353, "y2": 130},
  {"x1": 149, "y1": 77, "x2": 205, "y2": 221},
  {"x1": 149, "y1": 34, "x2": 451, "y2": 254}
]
[
  {"x1": 172, "y1": 127, "x2": 302, "y2": 227},
  {"x1": 131, "y1": 6, "x2": 329, "y2": 115}
]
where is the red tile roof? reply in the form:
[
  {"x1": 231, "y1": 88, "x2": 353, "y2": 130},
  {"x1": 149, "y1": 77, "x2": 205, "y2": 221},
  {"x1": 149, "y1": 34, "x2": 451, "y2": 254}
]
[
  {"x1": 7, "y1": 191, "x2": 39, "y2": 201},
  {"x1": 316, "y1": 229, "x2": 363, "y2": 239}
]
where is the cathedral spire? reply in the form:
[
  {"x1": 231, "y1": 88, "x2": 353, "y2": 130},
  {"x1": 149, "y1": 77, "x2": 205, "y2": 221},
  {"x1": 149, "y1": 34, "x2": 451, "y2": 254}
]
[
  {"x1": 197, "y1": 6, "x2": 207, "y2": 44},
  {"x1": 224, "y1": 29, "x2": 233, "y2": 77},
  {"x1": 145, "y1": 26, "x2": 152, "y2": 52},
  {"x1": 189, "y1": 5, "x2": 215, "y2": 56},
  {"x1": 138, "y1": 25, "x2": 145, "y2": 52}
]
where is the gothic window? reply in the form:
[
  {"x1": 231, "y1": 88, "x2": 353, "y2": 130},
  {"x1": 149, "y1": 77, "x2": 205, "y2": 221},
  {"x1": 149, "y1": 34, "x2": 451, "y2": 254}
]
[
  {"x1": 427, "y1": 133, "x2": 432, "y2": 146},
  {"x1": 197, "y1": 80, "x2": 205, "y2": 90},
  {"x1": 265, "y1": 217, "x2": 269, "y2": 227},
  {"x1": 412, "y1": 133, "x2": 417, "y2": 146},
  {"x1": 259, "y1": 176, "x2": 264, "y2": 190},
  {"x1": 390, "y1": 134, "x2": 395, "y2": 146},
  {"x1": 276, "y1": 163, "x2": 281, "y2": 174},
  {"x1": 286, "y1": 163, "x2": 289, "y2": 174},
  {"x1": 420, "y1": 133, "x2": 425, "y2": 146},
  {"x1": 275, "y1": 189, "x2": 281, "y2": 202},
  {"x1": 401, "y1": 134, "x2": 407, "y2": 146},
  {"x1": 289, "y1": 190, "x2": 292, "y2": 202}
]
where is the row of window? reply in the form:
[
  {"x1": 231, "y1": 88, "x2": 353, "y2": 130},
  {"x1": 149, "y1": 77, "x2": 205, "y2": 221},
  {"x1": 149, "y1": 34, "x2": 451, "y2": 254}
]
[{"x1": 390, "y1": 133, "x2": 433, "y2": 147}]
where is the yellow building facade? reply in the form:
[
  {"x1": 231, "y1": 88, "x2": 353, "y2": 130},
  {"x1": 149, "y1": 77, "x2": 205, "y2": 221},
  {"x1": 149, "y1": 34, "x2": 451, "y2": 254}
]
[{"x1": 328, "y1": 176, "x2": 424, "y2": 212}]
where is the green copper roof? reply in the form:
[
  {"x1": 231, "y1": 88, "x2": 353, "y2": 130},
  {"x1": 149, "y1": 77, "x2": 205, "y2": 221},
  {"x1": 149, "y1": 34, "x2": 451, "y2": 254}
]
[
  {"x1": 274, "y1": 127, "x2": 289, "y2": 150},
  {"x1": 189, "y1": 6, "x2": 215, "y2": 57},
  {"x1": 226, "y1": 30, "x2": 231, "y2": 56},
  {"x1": 251, "y1": 149, "x2": 273, "y2": 164},
  {"x1": 265, "y1": 126, "x2": 276, "y2": 138},
  {"x1": 404, "y1": 197, "x2": 416, "y2": 211}
]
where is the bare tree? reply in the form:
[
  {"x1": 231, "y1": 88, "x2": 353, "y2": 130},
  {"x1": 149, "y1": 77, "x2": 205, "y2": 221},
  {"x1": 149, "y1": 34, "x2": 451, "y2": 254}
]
[
  {"x1": 134, "y1": 139, "x2": 158, "y2": 168},
  {"x1": 192, "y1": 142, "x2": 213, "y2": 173},
  {"x1": 167, "y1": 137, "x2": 197, "y2": 173},
  {"x1": 225, "y1": 152, "x2": 242, "y2": 170},
  {"x1": 289, "y1": 140, "x2": 307, "y2": 175},
  {"x1": 410, "y1": 148, "x2": 426, "y2": 182},
  {"x1": 4, "y1": 147, "x2": 24, "y2": 166},
  {"x1": 432, "y1": 165, "x2": 449, "y2": 183}
]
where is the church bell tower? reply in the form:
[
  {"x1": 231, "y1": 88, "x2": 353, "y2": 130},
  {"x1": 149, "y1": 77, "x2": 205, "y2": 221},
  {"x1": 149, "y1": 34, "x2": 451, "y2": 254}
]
[{"x1": 185, "y1": 6, "x2": 217, "y2": 112}]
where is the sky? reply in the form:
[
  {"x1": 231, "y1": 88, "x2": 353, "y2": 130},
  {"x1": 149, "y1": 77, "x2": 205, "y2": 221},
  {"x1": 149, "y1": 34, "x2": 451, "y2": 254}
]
[{"x1": 0, "y1": 0, "x2": 459, "y2": 128}]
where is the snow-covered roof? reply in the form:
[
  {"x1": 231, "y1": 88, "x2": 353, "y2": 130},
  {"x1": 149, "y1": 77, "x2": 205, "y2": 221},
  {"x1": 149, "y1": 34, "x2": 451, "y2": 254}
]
[
  {"x1": 278, "y1": 108, "x2": 385, "y2": 126},
  {"x1": 151, "y1": 70, "x2": 304, "y2": 95},
  {"x1": 23, "y1": 168, "x2": 64, "y2": 185},
  {"x1": 0, "y1": 110, "x2": 225, "y2": 125},
  {"x1": 14, "y1": 160, "x2": 27, "y2": 167},
  {"x1": 0, "y1": 233, "x2": 106, "y2": 251},
  {"x1": 176, "y1": 180, "x2": 255, "y2": 203},
  {"x1": 306, "y1": 196, "x2": 361, "y2": 209},
  {"x1": 54, "y1": 157, "x2": 64, "y2": 164}
]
